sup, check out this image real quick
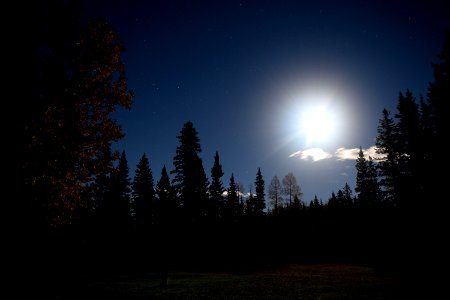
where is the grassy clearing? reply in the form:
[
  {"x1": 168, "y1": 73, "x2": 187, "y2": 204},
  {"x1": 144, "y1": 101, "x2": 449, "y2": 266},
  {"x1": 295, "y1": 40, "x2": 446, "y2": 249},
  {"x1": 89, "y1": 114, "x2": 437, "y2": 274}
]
[{"x1": 60, "y1": 264, "x2": 401, "y2": 299}]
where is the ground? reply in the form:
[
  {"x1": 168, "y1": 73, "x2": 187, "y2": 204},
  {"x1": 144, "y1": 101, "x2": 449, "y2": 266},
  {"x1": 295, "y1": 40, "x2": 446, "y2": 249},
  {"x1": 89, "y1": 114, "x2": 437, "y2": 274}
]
[{"x1": 49, "y1": 263, "x2": 402, "y2": 299}]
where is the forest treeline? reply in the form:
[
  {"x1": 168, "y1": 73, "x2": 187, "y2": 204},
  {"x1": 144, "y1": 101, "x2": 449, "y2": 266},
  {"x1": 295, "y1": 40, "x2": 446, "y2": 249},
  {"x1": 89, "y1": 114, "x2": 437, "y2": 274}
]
[{"x1": 13, "y1": 1, "x2": 448, "y2": 279}]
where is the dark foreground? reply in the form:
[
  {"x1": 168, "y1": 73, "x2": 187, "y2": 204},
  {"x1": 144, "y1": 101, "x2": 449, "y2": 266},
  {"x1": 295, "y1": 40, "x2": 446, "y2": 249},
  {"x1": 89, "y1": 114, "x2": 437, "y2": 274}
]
[{"x1": 36, "y1": 264, "x2": 402, "y2": 299}]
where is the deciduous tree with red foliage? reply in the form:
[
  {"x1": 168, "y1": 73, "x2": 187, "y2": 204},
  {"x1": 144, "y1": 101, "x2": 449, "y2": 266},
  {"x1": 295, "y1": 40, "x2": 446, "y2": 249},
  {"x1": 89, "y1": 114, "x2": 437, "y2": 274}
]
[{"x1": 21, "y1": 2, "x2": 133, "y2": 228}]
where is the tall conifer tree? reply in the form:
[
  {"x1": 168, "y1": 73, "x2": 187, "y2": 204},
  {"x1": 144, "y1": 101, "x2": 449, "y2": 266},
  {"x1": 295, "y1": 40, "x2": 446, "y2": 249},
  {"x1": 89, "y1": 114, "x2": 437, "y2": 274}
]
[
  {"x1": 132, "y1": 153, "x2": 154, "y2": 230},
  {"x1": 105, "y1": 151, "x2": 131, "y2": 230},
  {"x1": 395, "y1": 91, "x2": 422, "y2": 207},
  {"x1": 254, "y1": 168, "x2": 266, "y2": 216},
  {"x1": 156, "y1": 165, "x2": 176, "y2": 229},
  {"x1": 171, "y1": 121, "x2": 209, "y2": 222},
  {"x1": 210, "y1": 151, "x2": 225, "y2": 219},
  {"x1": 225, "y1": 174, "x2": 239, "y2": 221},
  {"x1": 376, "y1": 109, "x2": 399, "y2": 204},
  {"x1": 355, "y1": 147, "x2": 381, "y2": 208}
]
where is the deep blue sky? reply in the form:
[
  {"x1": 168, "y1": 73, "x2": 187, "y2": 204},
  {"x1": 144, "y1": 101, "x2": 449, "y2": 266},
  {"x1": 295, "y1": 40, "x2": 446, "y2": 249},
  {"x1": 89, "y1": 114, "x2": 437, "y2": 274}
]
[{"x1": 83, "y1": 0, "x2": 449, "y2": 204}]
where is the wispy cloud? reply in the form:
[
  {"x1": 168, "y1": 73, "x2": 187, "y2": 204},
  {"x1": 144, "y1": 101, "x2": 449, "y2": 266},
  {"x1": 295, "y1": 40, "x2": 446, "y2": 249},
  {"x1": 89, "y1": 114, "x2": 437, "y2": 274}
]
[
  {"x1": 335, "y1": 146, "x2": 380, "y2": 160},
  {"x1": 289, "y1": 148, "x2": 333, "y2": 161},
  {"x1": 290, "y1": 146, "x2": 384, "y2": 162},
  {"x1": 334, "y1": 148, "x2": 360, "y2": 160}
]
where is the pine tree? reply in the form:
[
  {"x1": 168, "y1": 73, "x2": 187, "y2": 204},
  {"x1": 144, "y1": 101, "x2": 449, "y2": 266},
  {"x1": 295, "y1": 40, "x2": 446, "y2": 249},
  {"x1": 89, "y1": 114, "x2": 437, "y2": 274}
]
[
  {"x1": 105, "y1": 151, "x2": 131, "y2": 230},
  {"x1": 132, "y1": 153, "x2": 154, "y2": 230},
  {"x1": 155, "y1": 165, "x2": 175, "y2": 286},
  {"x1": 333, "y1": 184, "x2": 353, "y2": 209},
  {"x1": 419, "y1": 96, "x2": 433, "y2": 168},
  {"x1": 209, "y1": 151, "x2": 225, "y2": 219},
  {"x1": 425, "y1": 30, "x2": 449, "y2": 205},
  {"x1": 309, "y1": 195, "x2": 321, "y2": 210},
  {"x1": 156, "y1": 165, "x2": 175, "y2": 224},
  {"x1": 236, "y1": 181, "x2": 245, "y2": 218},
  {"x1": 427, "y1": 30, "x2": 450, "y2": 150},
  {"x1": 171, "y1": 121, "x2": 209, "y2": 222},
  {"x1": 395, "y1": 91, "x2": 422, "y2": 208},
  {"x1": 225, "y1": 174, "x2": 239, "y2": 221},
  {"x1": 245, "y1": 191, "x2": 255, "y2": 216},
  {"x1": 290, "y1": 194, "x2": 302, "y2": 213},
  {"x1": 342, "y1": 183, "x2": 354, "y2": 207},
  {"x1": 254, "y1": 168, "x2": 266, "y2": 216},
  {"x1": 355, "y1": 147, "x2": 368, "y2": 198},
  {"x1": 336, "y1": 189, "x2": 345, "y2": 208},
  {"x1": 327, "y1": 192, "x2": 338, "y2": 210},
  {"x1": 366, "y1": 157, "x2": 381, "y2": 205},
  {"x1": 396, "y1": 91, "x2": 421, "y2": 158},
  {"x1": 355, "y1": 147, "x2": 381, "y2": 208},
  {"x1": 376, "y1": 108, "x2": 399, "y2": 204}
]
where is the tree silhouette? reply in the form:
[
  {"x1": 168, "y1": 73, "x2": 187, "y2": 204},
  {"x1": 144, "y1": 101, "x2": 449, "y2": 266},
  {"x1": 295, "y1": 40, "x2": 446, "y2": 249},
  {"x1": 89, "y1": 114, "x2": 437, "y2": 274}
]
[
  {"x1": 395, "y1": 91, "x2": 422, "y2": 208},
  {"x1": 209, "y1": 151, "x2": 225, "y2": 220},
  {"x1": 309, "y1": 195, "x2": 322, "y2": 210},
  {"x1": 254, "y1": 168, "x2": 266, "y2": 216},
  {"x1": 427, "y1": 30, "x2": 450, "y2": 153},
  {"x1": 243, "y1": 187, "x2": 253, "y2": 216},
  {"x1": 376, "y1": 91, "x2": 425, "y2": 208},
  {"x1": 268, "y1": 175, "x2": 282, "y2": 214},
  {"x1": 155, "y1": 164, "x2": 175, "y2": 283},
  {"x1": 333, "y1": 183, "x2": 354, "y2": 209},
  {"x1": 355, "y1": 147, "x2": 381, "y2": 208},
  {"x1": 236, "y1": 181, "x2": 245, "y2": 218},
  {"x1": 425, "y1": 30, "x2": 449, "y2": 207},
  {"x1": 336, "y1": 189, "x2": 345, "y2": 208},
  {"x1": 225, "y1": 173, "x2": 239, "y2": 222},
  {"x1": 156, "y1": 165, "x2": 176, "y2": 220},
  {"x1": 419, "y1": 96, "x2": 434, "y2": 188},
  {"x1": 132, "y1": 153, "x2": 154, "y2": 230},
  {"x1": 327, "y1": 191, "x2": 339, "y2": 210},
  {"x1": 21, "y1": 2, "x2": 133, "y2": 227},
  {"x1": 342, "y1": 183, "x2": 354, "y2": 208},
  {"x1": 93, "y1": 144, "x2": 115, "y2": 212},
  {"x1": 282, "y1": 173, "x2": 302, "y2": 207},
  {"x1": 418, "y1": 29, "x2": 450, "y2": 279},
  {"x1": 375, "y1": 109, "x2": 399, "y2": 204},
  {"x1": 171, "y1": 121, "x2": 209, "y2": 222},
  {"x1": 290, "y1": 194, "x2": 303, "y2": 213},
  {"x1": 104, "y1": 151, "x2": 131, "y2": 231}
]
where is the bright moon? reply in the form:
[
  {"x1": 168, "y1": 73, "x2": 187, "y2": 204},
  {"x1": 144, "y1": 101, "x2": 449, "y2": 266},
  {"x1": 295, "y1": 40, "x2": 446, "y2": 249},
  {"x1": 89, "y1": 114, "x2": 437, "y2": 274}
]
[
  {"x1": 282, "y1": 84, "x2": 347, "y2": 148},
  {"x1": 300, "y1": 105, "x2": 336, "y2": 144}
]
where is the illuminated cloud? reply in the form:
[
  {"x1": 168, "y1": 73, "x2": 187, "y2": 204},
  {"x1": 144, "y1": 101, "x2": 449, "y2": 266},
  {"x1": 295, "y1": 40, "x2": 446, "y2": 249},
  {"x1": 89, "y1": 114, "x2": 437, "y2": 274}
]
[
  {"x1": 334, "y1": 147, "x2": 360, "y2": 160},
  {"x1": 364, "y1": 146, "x2": 381, "y2": 159},
  {"x1": 334, "y1": 146, "x2": 381, "y2": 160},
  {"x1": 289, "y1": 148, "x2": 333, "y2": 161},
  {"x1": 290, "y1": 146, "x2": 385, "y2": 162}
]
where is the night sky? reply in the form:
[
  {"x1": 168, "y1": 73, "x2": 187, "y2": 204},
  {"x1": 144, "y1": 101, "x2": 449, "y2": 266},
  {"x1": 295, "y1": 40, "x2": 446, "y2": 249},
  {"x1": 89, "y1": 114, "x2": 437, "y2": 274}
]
[{"x1": 83, "y1": 0, "x2": 449, "y2": 204}]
